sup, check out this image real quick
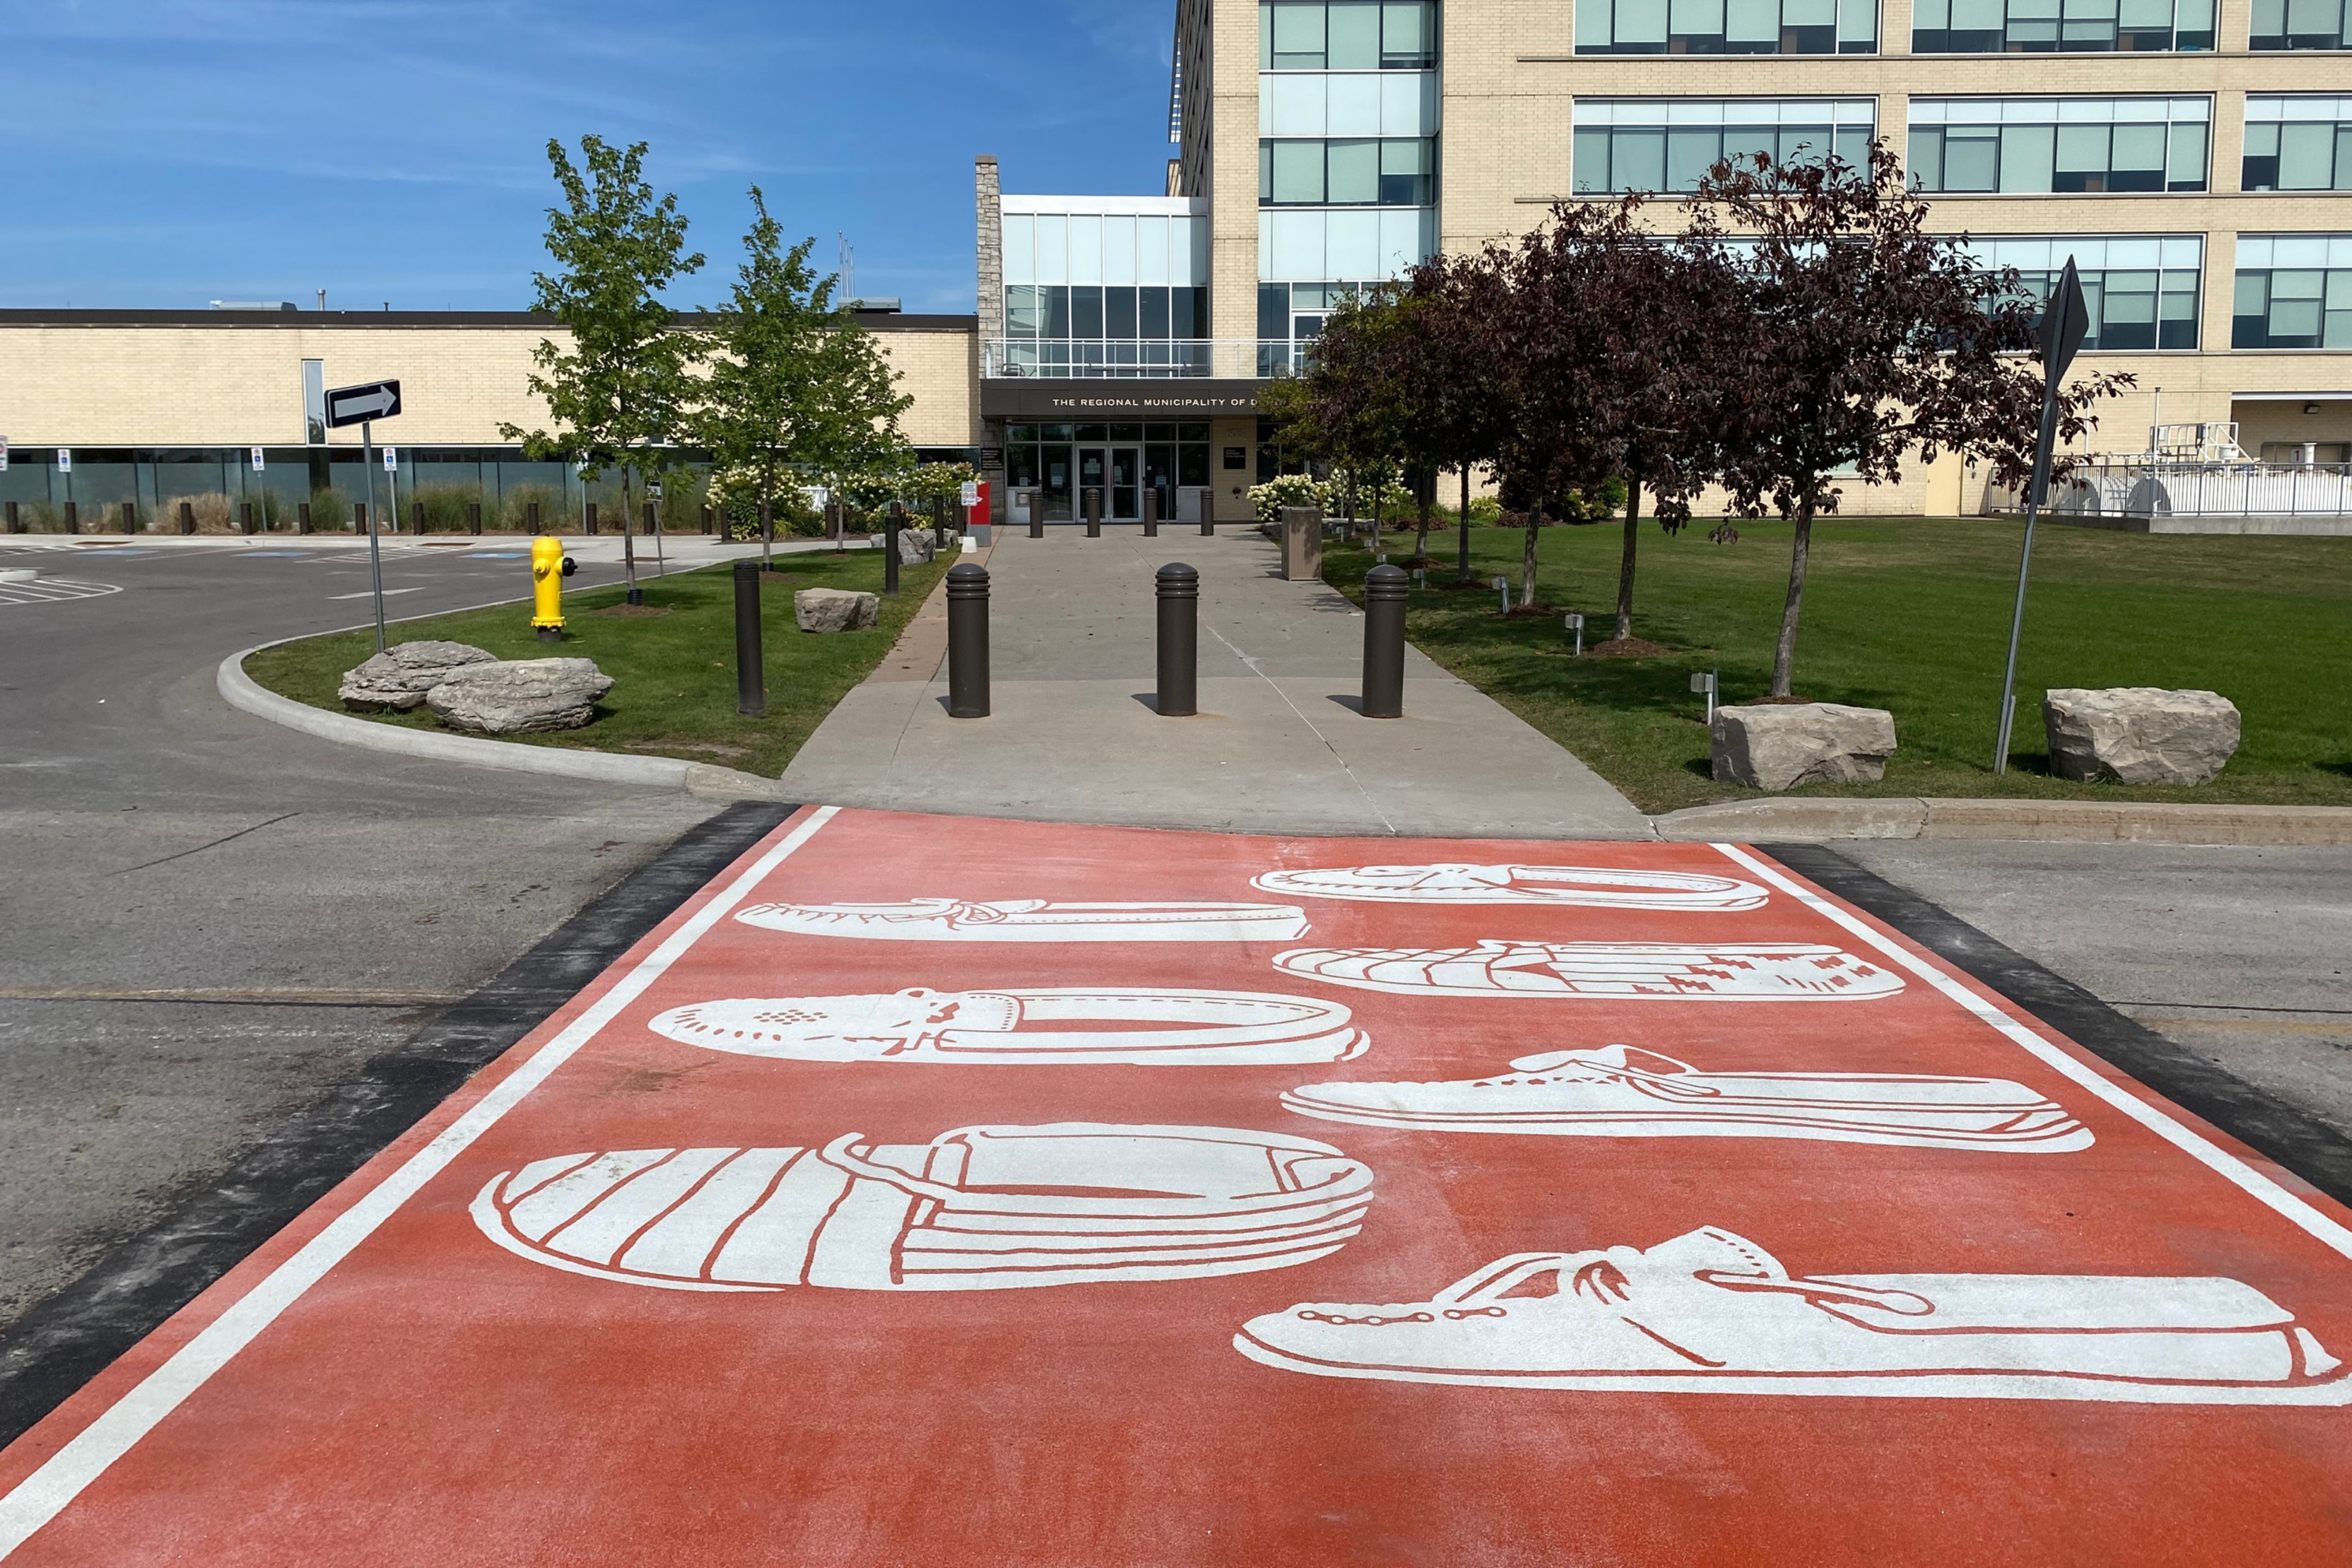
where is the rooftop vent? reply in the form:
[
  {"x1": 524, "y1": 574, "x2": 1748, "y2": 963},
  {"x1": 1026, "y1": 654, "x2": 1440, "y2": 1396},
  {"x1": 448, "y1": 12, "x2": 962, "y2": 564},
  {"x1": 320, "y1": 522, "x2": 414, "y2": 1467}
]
[
  {"x1": 848, "y1": 297, "x2": 902, "y2": 314},
  {"x1": 210, "y1": 301, "x2": 299, "y2": 312}
]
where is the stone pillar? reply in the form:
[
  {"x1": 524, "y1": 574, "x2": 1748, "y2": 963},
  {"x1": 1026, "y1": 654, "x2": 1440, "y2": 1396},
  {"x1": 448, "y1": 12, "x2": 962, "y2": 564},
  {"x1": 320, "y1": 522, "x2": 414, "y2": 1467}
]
[{"x1": 974, "y1": 156, "x2": 1002, "y2": 345}]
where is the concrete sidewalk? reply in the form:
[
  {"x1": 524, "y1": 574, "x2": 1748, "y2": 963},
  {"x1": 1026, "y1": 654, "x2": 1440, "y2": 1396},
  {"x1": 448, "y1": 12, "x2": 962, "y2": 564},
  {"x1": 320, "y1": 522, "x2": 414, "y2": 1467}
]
[{"x1": 779, "y1": 526, "x2": 1649, "y2": 837}]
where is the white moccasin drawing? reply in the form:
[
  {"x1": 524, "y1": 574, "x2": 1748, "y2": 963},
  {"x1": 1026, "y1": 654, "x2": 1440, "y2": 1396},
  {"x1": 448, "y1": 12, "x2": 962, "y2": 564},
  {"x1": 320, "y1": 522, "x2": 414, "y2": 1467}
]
[
  {"x1": 1280, "y1": 1044, "x2": 2091, "y2": 1151},
  {"x1": 1234, "y1": 1226, "x2": 2352, "y2": 1403},
  {"x1": 474, "y1": 1123, "x2": 1376, "y2": 1292},
  {"x1": 648, "y1": 987, "x2": 1367, "y2": 1065},
  {"x1": 1253, "y1": 862, "x2": 1768, "y2": 911},
  {"x1": 737, "y1": 898, "x2": 1310, "y2": 942},
  {"x1": 1271, "y1": 941, "x2": 1904, "y2": 1001}
]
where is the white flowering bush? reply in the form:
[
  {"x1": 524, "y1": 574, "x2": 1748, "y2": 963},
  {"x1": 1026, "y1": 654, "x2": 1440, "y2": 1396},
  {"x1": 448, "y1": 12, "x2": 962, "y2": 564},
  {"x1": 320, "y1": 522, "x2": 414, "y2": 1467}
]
[{"x1": 1248, "y1": 473, "x2": 1330, "y2": 527}]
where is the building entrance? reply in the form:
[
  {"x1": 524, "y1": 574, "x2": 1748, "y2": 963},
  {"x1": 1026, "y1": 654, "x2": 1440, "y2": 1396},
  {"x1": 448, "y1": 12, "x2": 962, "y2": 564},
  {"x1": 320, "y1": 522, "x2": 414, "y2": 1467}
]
[{"x1": 1077, "y1": 446, "x2": 1144, "y2": 521}]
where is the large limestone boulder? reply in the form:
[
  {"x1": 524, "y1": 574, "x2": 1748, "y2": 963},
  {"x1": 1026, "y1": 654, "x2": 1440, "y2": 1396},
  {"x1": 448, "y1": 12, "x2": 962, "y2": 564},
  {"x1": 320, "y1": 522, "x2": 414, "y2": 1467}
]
[
  {"x1": 339, "y1": 640, "x2": 497, "y2": 710},
  {"x1": 425, "y1": 658, "x2": 613, "y2": 734},
  {"x1": 794, "y1": 587, "x2": 879, "y2": 632},
  {"x1": 895, "y1": 527, "x2": 936, "y2": 563},
  {"x1": 2043, "y1": 687, "x2": 2240, "y2": 785},
  {"x1": 1712, "y1": 702, "x2": 1898, "y2": 790}
]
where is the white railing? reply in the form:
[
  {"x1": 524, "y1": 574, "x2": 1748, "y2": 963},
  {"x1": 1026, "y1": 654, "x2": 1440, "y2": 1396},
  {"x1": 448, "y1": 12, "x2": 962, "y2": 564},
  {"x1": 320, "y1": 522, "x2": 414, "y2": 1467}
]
[
  {"x1": 983, "y1": 339, "x2": 1306, "y2": 380},
  {"x1": 1989, "y1": 459, "x2": 2352, "y2": 520}
]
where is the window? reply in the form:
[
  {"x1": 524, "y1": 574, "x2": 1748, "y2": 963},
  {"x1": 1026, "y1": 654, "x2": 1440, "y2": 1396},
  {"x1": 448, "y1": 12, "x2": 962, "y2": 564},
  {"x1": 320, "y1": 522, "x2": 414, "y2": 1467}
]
[
  {"x1": 1966, "y1": 235, "x2": 2204, "y2": 349},
  {"x1": 2250, "y1": 0, "x2": 2349, "y2": 49},
  {"x1": 1261, "y1": 2, "x2": 1438, "y2": 67},
  {"x1": 2243, "y1": 98, "x2": 2352, "y2": 191},
  {"x1": 1908, "y1": 98, "x2": 2208, "y2": 193},
  {"x1": 1259, "y1": 209, "x2": 1437, "y2": 280},
  {"x1": 1260, "y1": 137, "x2": 1436, "y2": 204},
  {"x1": 1001, "y1": 286, "x2": 1208, "y2": 340},
  {"x1": 2234, "y1": 235, "x2": 2352, "y2": 348},
  {"x1": 1911, "y1": 0, "x2": 2212, "y2": 52},
  {"x1": 1572, "y1": 100, "x2": 1875, "y2": 194},
  {"x1": 1576, "y1": 0, "x2": 1878, "y2": 54}
]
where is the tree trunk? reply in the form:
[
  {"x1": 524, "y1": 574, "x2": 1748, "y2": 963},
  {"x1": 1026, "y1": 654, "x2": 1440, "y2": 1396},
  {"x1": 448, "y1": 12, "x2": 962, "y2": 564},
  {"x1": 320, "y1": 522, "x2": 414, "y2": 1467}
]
[
  {"x1": 1769, "y1": 494, "x2": 1815, "y2": 697},
  {"x1": 1413, "y1": 474, "x2": 1432, "y2": 564},
  {"x1": 1613, "y1": 482, "x2": 1642, "y2": 643},
  {"x1": 1456, "y1": 466, "x2": 1472, "y2": 584},
  {"x1": 759, "y1": 491, "x2": 774, "y2": 571},
  {"x1": 621, "y1": 465, "x2": 641, "y2": 603},
  {"x1": 1519, "y1": 485, "x2": 1542, "y2": 612}
]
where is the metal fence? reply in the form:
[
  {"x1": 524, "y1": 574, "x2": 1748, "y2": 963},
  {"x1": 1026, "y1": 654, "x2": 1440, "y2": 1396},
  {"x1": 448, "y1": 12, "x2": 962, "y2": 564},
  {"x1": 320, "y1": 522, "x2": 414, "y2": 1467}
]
[
  {"x1": 1987, "y1": 459, "x2": 2352, "y2": 521},
  {"x1": 982, "y1": 339, "x2": 1310, "y2": 379}
]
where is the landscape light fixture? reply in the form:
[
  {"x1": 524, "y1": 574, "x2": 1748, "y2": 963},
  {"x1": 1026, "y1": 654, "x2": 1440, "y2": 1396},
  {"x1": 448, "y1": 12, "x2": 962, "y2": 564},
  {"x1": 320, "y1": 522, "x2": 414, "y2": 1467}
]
[
  {"x1": 1564, "y1": 611, "x2": 1585, "y2": 655},
  {"x1": 2305, "y1": 401, "x2": 2323, "y2": 414},
  {"x1": 1690, "y1": 669, "x2": 1719, "y2": 725}
]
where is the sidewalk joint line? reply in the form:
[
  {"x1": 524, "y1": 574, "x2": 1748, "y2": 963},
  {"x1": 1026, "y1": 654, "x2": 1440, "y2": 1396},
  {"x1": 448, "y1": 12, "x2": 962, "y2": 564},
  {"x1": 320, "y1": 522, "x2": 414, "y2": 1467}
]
[{"x1": 1204, "y1": 621, "x2": 1398, "y2": 836}]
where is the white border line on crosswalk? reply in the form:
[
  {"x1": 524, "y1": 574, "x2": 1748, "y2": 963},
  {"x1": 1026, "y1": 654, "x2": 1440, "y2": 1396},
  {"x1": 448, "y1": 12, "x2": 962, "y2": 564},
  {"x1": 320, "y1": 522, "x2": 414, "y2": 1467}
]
[
  {"x1": 1715, "y1": 843, "x2": 2352, "y2": 1262},
  {"x1": 0, "y1": 806, "x2": 839, "y2": 1558}
]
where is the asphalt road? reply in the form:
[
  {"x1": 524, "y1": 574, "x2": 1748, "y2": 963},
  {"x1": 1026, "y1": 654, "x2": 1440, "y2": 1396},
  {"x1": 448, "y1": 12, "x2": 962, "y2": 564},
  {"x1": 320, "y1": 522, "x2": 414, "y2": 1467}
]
[
  {"x1": 1840, "y1": 839, "x2": 2352, "y2": 1140},
  {"x1": 0, "y1": 535, "x2": 746, "y2": 1332}
]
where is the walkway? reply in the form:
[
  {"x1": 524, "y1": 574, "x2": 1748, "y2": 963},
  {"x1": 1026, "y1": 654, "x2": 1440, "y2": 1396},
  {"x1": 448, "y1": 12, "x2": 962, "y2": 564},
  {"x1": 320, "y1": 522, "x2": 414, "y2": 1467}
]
[{"x1": 779, "y1": 526, "x2": 1650, "y2": 838}]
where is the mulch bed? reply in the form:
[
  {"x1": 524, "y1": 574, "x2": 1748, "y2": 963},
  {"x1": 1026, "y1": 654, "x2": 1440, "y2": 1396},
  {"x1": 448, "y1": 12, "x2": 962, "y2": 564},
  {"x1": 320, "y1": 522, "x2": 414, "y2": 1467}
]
[
  {"x1": 1585, "y1": 636, "x2": 1674, "y2": 658},
  {"x1": 593, "y1": 604, "x2": 674, "y2": 618}
]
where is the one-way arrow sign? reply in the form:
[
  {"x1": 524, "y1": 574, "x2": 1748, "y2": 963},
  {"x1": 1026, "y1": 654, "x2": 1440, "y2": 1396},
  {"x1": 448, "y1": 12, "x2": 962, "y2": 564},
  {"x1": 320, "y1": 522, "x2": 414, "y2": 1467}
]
[{"x1": 324, "y1": 379, "x2": 401, "y2": 428}]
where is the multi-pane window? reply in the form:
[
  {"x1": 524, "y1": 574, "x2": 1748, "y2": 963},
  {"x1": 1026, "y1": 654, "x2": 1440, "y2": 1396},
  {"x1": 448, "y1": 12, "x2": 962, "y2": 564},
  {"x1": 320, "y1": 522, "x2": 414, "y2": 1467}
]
[
  {"x1": 1908, "y1": 98, "x2": 2209, "y2": 193},
  {"x1": 2233, "y1": 236, "x2": 2352, "y2": 348},
  {"x1": 1004, "y1": 286, "x2": 1208, "y2": 340},
  {"x1": 1967, "y1": 236, "x2": 2204, "y2": 349},
  {"x1": 2250, "y1": 0, "x2": 2349, "y2": 49},
  {"x1": 1574, "y1": 0, "x2": 1878, "y2": 54},
  {"x1": 1261, "y1": 138, "x2": 1436, "y2": 204},
  {"x1": 1260, "y1": 2, "x2": 1437, "y2": 68},
  {"x1": 1572, "y1": 100, "x2": 1875, "y2": 193},
  {"x1": 1911, "y1": 0, "x2": 2213, "y2": 51},
  {"x1": 2243, "y1": 98, "x2": 2352, "y2": 190}
]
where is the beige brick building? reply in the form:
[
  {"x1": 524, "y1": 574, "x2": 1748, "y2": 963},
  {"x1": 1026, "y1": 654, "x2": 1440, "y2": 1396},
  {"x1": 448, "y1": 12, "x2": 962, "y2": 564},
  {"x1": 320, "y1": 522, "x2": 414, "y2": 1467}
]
[
  {"x1": 981, "y1": 0, "x2": 2352, "y2": 524},
  {"x1": 9, "y1": 0, "x2": 2349, "y2": 528}
]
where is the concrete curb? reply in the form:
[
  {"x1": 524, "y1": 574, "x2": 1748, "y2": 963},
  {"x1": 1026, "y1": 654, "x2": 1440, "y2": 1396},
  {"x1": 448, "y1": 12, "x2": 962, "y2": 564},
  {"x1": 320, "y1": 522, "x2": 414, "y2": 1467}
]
[
  {"x1": 217, "y1": 641, "x2": 791, "y2": 802},
  {"x1": 1651, "y1": 794, "x2": 2352, "y2": 846}
]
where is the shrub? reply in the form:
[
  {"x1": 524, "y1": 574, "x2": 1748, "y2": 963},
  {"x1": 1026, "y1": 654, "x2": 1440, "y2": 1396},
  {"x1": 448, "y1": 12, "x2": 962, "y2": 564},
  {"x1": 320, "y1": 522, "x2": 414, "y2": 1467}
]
[{"x1": 1249, "y1": 473, "x2": 1331, "y2": 527}]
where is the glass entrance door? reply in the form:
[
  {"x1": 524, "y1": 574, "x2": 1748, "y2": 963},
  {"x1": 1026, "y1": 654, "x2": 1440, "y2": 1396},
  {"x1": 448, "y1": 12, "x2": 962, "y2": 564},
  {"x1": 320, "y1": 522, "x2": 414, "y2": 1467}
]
[
  {"x1": 1109, "y1": 447, "x2": 1141, "y2": 520},
  {"x1": 1077, "y1": 447, "x2": 1108, "y2": 522}
]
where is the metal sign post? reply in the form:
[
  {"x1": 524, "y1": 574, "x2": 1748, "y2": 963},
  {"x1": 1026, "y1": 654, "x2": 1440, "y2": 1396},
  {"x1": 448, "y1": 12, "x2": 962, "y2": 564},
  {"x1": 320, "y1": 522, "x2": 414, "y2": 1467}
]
[
  {"x1": 324, "y1": 380, "x2": 403, "y2": 653},
  {"x1": 1991, "y1": 260, "x2": 2089, "y2": 775}
]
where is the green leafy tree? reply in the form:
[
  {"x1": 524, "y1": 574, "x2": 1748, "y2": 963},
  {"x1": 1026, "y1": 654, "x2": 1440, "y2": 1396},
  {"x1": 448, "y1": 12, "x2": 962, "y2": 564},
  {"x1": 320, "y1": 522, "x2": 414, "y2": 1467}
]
[
  {"x1": 696, "y1": 187, "x2": 848, "y2": 569},
  {"x1": 805, "y1": 308, "x2": 914, "y2": 540},
  {"x1": 502, "y1": 135, "x2": 704, "y2": 602}
]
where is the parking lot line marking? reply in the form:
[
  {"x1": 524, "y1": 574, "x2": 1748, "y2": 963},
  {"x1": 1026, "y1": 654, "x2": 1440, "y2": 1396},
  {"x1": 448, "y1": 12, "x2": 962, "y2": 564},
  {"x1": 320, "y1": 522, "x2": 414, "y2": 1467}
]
[
  {"x1": 1720, "y1": 842, "x2": 2352, "y2": 1259},
  {"x1": 0, "y1": 805, "x2": 839, "y2": 1557},
  {"x1": 324, "y1": 586, "x2": 423, "y2": 599}
]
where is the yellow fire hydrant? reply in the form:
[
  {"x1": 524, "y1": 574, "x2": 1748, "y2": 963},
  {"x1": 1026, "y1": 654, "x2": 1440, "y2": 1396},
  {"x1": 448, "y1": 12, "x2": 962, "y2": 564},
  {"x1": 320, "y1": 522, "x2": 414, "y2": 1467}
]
[{"x1": 531, "y1": 535, "x2": 567, "y2": 641}]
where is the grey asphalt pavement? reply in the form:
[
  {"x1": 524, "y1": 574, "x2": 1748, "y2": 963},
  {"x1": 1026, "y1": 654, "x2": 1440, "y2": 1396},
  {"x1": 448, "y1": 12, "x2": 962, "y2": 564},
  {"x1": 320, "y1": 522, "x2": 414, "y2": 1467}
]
[
  {"x1": 0, "y1": 535, "x2": 741, "y2": 1331},
  {"x1": 1840, "y1": 839, "x2": 2352, "y2": 1141}
]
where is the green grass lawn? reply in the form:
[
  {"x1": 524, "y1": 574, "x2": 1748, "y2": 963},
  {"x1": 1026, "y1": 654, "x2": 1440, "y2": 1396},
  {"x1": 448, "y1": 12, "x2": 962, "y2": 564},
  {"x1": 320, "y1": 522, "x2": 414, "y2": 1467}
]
[
  {"x1": 247, "y1": 549, "x2": 948, "y2": 777},
  {"x1": 1323, "y1": 516, "x2": 2352, "y2": 813}
]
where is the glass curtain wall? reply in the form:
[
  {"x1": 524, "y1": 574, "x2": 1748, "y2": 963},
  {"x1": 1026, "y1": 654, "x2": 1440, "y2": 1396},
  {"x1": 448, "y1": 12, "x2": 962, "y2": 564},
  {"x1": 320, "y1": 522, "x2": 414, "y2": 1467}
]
[
  {"x1": 1572, "y1": 99, "x2": 1875, "y2": 193},
  {"x1": 1576, "y1": 0, "x2": 1878, "y2": 54},
  {"x1": 1911, "y1": 0, "x2": 2213, "y2": 51},
  {"x1": 2233, "y1": 235, "x2": 2352, "y2": 348},
  {"x1": 2243, "y1": 97, "x2": 2352, "y2": 190},
  {"x1": 1966, "y1": 235, "x2": 2204, "y2": 349},
  {"x1": 998, "y1": 207, "x2": 1212, "y2": 376},
  {"x1": 1259, "y1": 1, "x2": 1438, "y2": 374},
  {"x1": 1907, "y1": 97, "x2": 2209, "y2": 192}
]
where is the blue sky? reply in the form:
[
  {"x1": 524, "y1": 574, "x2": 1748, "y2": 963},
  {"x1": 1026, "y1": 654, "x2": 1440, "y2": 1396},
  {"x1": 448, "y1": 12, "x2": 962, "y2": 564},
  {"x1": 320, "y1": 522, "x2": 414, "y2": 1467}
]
[{"x1": 0, "y1": 0, "x2": 1178, "y2": 312}]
